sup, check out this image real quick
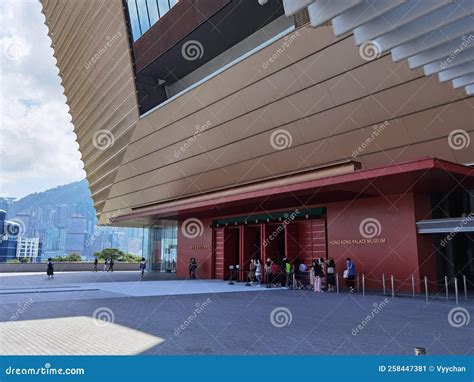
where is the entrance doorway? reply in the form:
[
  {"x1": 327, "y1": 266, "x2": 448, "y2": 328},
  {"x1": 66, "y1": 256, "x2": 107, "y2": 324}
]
[
  {"x1": 264, "y1": 223, "x2": 286, "y2": 265},
  {"x1": 223, "y1": 228, "x2": 239, "y2": 280},
  {"x1": 242, "y1": 225, "x2": 261, "y2": 281}
]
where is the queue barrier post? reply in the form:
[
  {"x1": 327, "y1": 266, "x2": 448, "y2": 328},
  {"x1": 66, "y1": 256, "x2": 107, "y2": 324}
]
[
  {"x1": 382, "y1": 273, "x2": 386, "y2": 296},
  {"x1": 424, "y1": 276, "x2": 428, "y2": 302},
  {"x1": 445, "y1": 276, "x2": 449, "y2": 300},
  {"x1": 362, "y1": 274, "x2": 365, "y2": 296},
  {"x1": 336, "y1": 273, "x2": 339, "y2": 294},
  {"x1": 463, "y1": 275, "x2": 467, "y2": 300},
  {"x1": 454, "y1": 277, "x2": 459, "y2": 305},
  {"x1": 390, "y1": 275, "x2": 395, "y2": 299},
  {"x1": 411, "y1": 274, "x2": 415, "y2": 298}
]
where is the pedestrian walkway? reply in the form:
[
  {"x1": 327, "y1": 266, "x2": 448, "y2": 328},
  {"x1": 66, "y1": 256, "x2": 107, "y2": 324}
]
[{"x1": 0, "y1": 272, "x2": 276, "y2": 304}]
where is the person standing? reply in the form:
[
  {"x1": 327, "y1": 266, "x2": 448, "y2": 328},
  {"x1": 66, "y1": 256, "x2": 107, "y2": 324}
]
[
  {"x1": 46, "y1": 258, "x2": 54, "y2": 279},
  {"x1": 109, "y1": 258, "x2": 115, "y2": 272},
  {"x1": 313, "y1": 260, "x2": 323, "y2": 292},
  {"x1": 345, "y1": 258, "x2": 356, "y2": 292},
  {"x1": 271, "y1": 261, "x2": 280, "y2": 287},
  {"x1": 326, "y1": 257, "x2": 336, "y2": 291},
  {"x1": 189, "y1": 258, "x2": 197, "y2": 279},
  {"x1": 103, "y1": 258, "x2": 108, "y2": 272},
  {"x1": 310, "y1": 260, "x2": 316, "y2": 289},
  {"x1": 255, "y1": 259, "x2": 262, "y2": 287},
  {"x1": 93, "y1": 257, "x2": 98, "y2": 272},
  {"x1": 248, "y1": 259, "x2": 256, "y2": 284},
  {"x1": 298, "y1": 260, "x2": 308, "y2": 289},
  {"x1": 285, "y1": 258, "x2": 292, "y2": 289},
  {"x1": 140, "y1": 257, "x2": 146, "y2": 279},
  {"x1": 279, "y1": 257, "x2": 287, "y2": 288},
  {"x1": 265, "y1": 258, "x2": 273, "y2": 288},
  {"x1": 318, "y1": 257, "x2": 326, "y2": 290}
]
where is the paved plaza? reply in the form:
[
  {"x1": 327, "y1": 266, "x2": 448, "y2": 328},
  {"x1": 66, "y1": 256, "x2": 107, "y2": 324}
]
[{"x1": 0, "y1": 272, "x2": 472, "y2": 355}]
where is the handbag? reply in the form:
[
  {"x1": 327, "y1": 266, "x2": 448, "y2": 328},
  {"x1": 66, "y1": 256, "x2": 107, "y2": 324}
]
[{"x1": 343, "y1": 270, "x2": 349, "y2": 279}]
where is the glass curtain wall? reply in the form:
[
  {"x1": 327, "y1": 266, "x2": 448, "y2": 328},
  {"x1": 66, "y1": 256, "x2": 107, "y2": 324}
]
[
  {"x1": 126, "y1": 0, "x2": 179, "y2": 41},
  {"x1": 146, "y1": 222, "x2": 177, "y2": 272}
]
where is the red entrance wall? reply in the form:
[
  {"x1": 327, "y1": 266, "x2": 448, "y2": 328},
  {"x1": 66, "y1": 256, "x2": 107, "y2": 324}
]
[
  {"x1": 297, "y1": 219, "x2": 326, "y2": 264},
  {"x1": 178, "y1": 193, "x2": 436, "y2": 292},
  {"x1": 326, "y1": 192, "x2": 436, "y2": 292}
]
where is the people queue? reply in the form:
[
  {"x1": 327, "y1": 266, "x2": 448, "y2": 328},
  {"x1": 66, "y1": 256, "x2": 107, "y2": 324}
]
[
  {"x1": 245, "y1": 257, "x2": 356, "y2": 292},
  {"x1": 48, "y1": 254, "x2": 354, "y2": 290}
]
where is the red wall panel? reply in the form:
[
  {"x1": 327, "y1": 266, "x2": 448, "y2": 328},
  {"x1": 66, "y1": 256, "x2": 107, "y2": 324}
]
[
  {"x1": 177, "y1": 218, "x2": 213, "y2": 279},
  {"x1": 297, "y1": 219, "x2": 326, "y2": 264},
  {"x1": 326, "y1": 192, "x2": 434, "y2": 292},
  {"x1": 214, "y1": 228, "x2": 225, "y2": 279},
  {"x1": 285, "y1": 222, "x2": 299, "y2": 261}
]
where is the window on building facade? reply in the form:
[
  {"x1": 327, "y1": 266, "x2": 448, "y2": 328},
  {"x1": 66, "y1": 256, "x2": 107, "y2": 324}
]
[
  {"x1": 126, "y1": 0, "x2": 179, "y2": 41},
  {"x1": 147, "y1": 222, "x2": 177, "y2": 271}
]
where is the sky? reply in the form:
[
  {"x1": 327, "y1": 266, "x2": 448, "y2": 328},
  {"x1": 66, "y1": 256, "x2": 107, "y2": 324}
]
[{"x1": 0, "y1": 0, "x2": 85, "y2": 199}]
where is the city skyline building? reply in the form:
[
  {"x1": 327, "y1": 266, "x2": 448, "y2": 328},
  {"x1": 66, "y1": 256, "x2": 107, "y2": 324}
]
[{"x1": 16, "y1": 237, "x2": 42, "y2": 263}]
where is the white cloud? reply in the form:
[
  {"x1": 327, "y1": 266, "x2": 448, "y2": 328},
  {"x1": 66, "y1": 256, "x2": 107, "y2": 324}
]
[{"x1": 0, "y1": 0, "x2": 85, "y2": 199}]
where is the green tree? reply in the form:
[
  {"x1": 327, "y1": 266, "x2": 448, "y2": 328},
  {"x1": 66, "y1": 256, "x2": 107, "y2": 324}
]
[
  {"x1": 52, "y1": 253, "x2": 82, "y2": 262},
  {"x1": 118, "y1": 253, "x2": 141, "y2": 263},
  {"x1": 94, "y1": 248, "x2": 140, "y2": 262},
  {"x1": 7, "y1": 259, "x2": 20, "y2": 263},
  {"x1": 65, "y1": 253, "x2": 82, "y2": 262}
]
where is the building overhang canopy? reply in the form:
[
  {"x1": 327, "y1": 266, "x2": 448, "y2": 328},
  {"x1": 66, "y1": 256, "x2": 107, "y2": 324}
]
[
  {"x1": 282, "y1": 0, "x2": 474, "y2": 96},
  {"x1": 111, "y1": 158, "x2": 474, "y2": 226}
]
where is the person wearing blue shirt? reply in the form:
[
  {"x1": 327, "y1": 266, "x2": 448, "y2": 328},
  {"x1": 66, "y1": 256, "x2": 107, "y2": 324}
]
[{"x1": 345, "y1": 258, "x2": 356, "y2": 293}]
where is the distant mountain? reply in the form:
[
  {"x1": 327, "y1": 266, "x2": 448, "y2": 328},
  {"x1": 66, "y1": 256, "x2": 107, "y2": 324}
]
[{"x1": 9, "y1": 180, "x2": 94, "y2": 215}]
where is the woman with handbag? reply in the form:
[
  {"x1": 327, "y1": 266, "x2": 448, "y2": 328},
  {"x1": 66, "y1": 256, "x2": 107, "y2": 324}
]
[{"x1": 326, "y1": 257, "x2": 336, "y2": 291}]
